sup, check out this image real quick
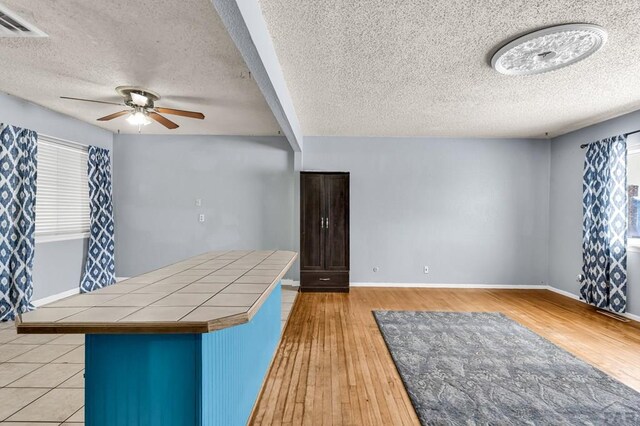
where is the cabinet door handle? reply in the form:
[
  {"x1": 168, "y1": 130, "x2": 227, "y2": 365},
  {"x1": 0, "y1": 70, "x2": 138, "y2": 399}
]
[
  {"x1": 326, "y1": 217, "x2": 329, "y2": 229},
  {"x1": 319, "y1": 278, "x2": 331, "y2": 281}
]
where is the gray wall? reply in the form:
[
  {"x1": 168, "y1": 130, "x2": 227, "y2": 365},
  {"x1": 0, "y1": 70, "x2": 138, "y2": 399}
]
[
  {"x1": 303, "y1": 136, "x2": 551, "y2": 285},
  {"x1": 549, "y1": 109, "x2": 640, "y2": 317},
  {"x1": 113, "y1": 134, "x2": 296, "y2": 277},
  {"x1": 6, "y1": 87, "x2": 639, "y2": 318},
  {"x1": 0, "y1": 92, "x2": 113, "y2": 300}
]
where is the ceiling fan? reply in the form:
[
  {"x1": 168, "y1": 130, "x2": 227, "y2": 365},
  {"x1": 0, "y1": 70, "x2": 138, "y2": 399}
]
[{"x1": 61, "y1": 86, "x2": 205, "y2": 130}]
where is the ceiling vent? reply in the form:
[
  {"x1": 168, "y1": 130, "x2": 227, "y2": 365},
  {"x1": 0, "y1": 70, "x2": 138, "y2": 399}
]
[{"x1": 0, "y1": 4, "x2": 46, "y2": 38}]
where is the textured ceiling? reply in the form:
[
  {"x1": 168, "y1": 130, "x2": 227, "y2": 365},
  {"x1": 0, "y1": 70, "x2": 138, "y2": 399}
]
[
  {"x1": 259, "y1": 0, "x2": 640, "y2": 138},
  {"x1": 0, "y1": 0, "x2": 280, "y2": 135}
]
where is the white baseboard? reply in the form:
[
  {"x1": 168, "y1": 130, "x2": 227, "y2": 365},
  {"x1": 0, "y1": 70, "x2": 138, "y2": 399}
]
[
  {"x1": 350, "y1": 282, "x2": 547, "y2": 289},
  {"x1": 281, "y1": 279, "x2": 300, "y2": 287},
  {"x1": 33, "y1": 277, "x2": 128, "y2": 307},
  {"x1": 545, "y1": 286, "x2": 580, "y2": 300},
  {"x1": 32, "y1": 288, "x2": 78, "y2": 307},
  {"x1": 546, "y1": 285, "x2": 640, "y2": 323}
]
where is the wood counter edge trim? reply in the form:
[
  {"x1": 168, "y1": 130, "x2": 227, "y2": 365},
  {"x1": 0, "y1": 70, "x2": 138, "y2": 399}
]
[
  {"x1": 14, "y1": 321, "x2": 211, "y2": 334},
  {"x1": 16, "y1": 252, "x2": 298, "y2": 335}
]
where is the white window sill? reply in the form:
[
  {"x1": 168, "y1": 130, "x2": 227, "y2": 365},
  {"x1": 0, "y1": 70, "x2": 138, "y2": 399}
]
[{"x1": 35, "y1": 232, "x2": 90, "y2": 244}]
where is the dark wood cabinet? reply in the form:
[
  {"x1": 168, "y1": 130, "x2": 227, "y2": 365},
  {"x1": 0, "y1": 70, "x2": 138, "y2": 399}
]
[{"x1": 300, "y1": 172, "x2": 349, "y2": 292}]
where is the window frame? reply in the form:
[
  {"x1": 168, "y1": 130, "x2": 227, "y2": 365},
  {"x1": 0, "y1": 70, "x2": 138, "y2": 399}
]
[{"x1": 628, "y1": 144, "x2": 640, "y2": 252}]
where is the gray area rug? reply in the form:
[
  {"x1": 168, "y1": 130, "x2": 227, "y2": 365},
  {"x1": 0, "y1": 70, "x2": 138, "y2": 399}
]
[{"x1": 373, "y1": 311, "x2": 640, "y2": 425}]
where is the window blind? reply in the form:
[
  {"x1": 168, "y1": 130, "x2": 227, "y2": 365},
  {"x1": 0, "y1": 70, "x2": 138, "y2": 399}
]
[{"x1": 35, "y1": 136, "x2": 90, "y2": 239}]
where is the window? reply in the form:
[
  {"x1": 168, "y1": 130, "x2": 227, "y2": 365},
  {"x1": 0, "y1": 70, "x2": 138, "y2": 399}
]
[
  {"x1": 628, "y1": 140, "x2": 640, "y2": 249},
  {"x1": 35, "y1": 136, "x2": 90, "y2": 242}
]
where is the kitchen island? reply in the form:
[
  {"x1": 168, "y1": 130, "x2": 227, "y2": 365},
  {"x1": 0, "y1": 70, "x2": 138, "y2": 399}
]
[{"x1": 17, "y1": 250, "x2": 297, "y2": 426}]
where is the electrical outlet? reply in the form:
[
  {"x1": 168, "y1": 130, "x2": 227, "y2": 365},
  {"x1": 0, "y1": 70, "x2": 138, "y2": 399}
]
[
  {"x1": 198, "y1": 214, "x2": 205, "y2": 223},
  {"x1": 424, "y1": 266, "x2": 429, "y2": 274}
]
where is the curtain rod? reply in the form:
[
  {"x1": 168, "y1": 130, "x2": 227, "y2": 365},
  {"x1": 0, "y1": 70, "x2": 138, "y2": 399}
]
[{"x1": 580, "y1": 129, "x2": 640, "y2": 149}]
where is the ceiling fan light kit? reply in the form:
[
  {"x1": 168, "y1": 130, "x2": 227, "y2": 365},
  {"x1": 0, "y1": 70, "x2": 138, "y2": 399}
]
[
  {"x1": 125, "y1": 107, "x2": 152, "y2": 126},
  {"x1": 491, "y1": 23, "x2": 607, "y2": 76},
  {"x1": 60, "y1": 86, "x2": 205, "y2": 130}
]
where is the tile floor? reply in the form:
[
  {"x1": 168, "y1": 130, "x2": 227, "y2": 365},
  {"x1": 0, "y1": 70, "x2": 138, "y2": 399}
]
[{"x1": 0, "y1": 286, "x2": 298, "y2": 425}]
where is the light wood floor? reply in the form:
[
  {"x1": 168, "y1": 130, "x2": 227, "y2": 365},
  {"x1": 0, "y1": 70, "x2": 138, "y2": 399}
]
[{"x1": 251, "y1": 288, "x2": 640, "y2": 425}]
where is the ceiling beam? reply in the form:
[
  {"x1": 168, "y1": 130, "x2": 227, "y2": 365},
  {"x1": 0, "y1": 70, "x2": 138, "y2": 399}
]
[{"x1": 211, "y1": 0, "x2": 302, "y2": 152}]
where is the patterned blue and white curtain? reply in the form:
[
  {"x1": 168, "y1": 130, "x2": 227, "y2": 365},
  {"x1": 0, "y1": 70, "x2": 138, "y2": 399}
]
[
  {"x1": 80, "y1": 146, "x2": 115, "y2": 293},
  {"x1": 581, "y1": 135, "x2": 627, "y2": 313},
  {"x1": 0, "y1": 124, "x2": 37, "y2": 321}
]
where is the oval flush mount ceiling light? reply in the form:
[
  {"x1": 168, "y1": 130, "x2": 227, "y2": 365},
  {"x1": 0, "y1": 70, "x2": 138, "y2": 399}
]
[{"x1": 491, "y1": 24, "x2": 607, "y2": 76}]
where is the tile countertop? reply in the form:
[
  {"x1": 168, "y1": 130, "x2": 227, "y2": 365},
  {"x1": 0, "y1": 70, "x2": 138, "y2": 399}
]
[{"x1": 16, "y1": 250, "x2": 298, "y2": 334}]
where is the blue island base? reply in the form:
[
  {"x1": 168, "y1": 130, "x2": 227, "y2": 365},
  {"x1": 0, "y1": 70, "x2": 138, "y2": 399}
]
[{"x1": 84, "y1": 283, "x2": 282, "y2": 426}]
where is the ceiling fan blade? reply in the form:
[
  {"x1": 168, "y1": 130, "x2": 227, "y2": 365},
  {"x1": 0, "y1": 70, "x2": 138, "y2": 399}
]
[
  {"x1": 155, "y1": 107, "x2": 205, "y2": 119},
  {"x1": 148, "y1": 112, "x2": 179, "y2": 129},
  {"x1": 97, "y1": 110, "x2": 130, "y2": 121},
  {"x1": 61, "y1": 96, "x2": 124, "y2": 106}
]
